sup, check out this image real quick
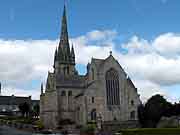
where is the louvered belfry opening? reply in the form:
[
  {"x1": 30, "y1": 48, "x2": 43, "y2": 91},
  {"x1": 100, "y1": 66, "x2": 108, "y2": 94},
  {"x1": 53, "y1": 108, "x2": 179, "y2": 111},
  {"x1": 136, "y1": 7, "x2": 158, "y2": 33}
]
[{"x1": 106, "y1": 68, "x2": 120, "y2": 106}]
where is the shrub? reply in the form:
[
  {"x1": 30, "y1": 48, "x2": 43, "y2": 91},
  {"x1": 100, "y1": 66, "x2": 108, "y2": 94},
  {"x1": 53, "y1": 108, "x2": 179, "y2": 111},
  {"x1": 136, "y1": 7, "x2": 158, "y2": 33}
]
[
  {"x1": 81, "y1": 124, "x2": 96, "y2": 134},
  {"x1": 35, "y1": 120, "x2": 44, "y2": 130},
  {"x1": 76, "y1": 124, "x2": 83, "y2": 129},
  {"x1": 119, "y1": 128, "x2": 180, "y2": 135}
]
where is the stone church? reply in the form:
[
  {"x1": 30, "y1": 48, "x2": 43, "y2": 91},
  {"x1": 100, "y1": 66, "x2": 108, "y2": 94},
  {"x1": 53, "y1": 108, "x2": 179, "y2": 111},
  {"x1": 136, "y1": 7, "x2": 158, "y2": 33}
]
[{"x1": 40, "y1": 5, "x2": 141, "y2": 129}]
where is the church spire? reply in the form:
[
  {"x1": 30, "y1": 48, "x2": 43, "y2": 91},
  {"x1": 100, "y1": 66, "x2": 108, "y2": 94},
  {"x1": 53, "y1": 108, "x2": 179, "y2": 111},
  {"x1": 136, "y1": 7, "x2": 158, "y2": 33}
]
[
  {"x1": 57, "y1": 4, "x2": 71, "y2": 64},
  {"x1": 60, "y1": 5, "x2": 69, "y2": 44},
  {"x1": 53, "y1": 4, "x2": 77, "y2": 75}
]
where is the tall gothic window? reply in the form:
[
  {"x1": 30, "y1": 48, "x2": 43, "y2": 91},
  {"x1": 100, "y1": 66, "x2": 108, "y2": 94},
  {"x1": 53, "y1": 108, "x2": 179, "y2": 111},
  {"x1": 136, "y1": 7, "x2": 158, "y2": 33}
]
[{"x1": 106, "y1": 68, "x2": 120, "y2": 106}]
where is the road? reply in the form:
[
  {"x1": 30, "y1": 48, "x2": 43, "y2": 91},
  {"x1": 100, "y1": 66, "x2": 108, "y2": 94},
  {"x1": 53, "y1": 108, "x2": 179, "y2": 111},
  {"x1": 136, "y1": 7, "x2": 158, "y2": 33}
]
[
  {"x1": 0, "y1": 125, "x2": 80, "y2": 135},
  {"x1": 0, "y1": 125, "x2": 33, "y2": 135}
]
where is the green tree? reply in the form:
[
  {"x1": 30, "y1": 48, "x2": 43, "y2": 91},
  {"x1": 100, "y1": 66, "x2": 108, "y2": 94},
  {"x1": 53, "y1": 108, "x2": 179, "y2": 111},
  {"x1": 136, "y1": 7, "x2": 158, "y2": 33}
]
[
  {"x1": 138, "y1": 103, "x2": 146, "y2": 127},
  {"x1": 18, "y1": 102, "x2": 30, "y2": 117},
  {"x1": 171, "y1": 103, "x2": 180, "y2": 116},
  {"x1": 144, "y1": 94, "x2": 172, "y2": 127},
  {"x1": 32, "y1": 104, "x2": 40, "y2": 118}
]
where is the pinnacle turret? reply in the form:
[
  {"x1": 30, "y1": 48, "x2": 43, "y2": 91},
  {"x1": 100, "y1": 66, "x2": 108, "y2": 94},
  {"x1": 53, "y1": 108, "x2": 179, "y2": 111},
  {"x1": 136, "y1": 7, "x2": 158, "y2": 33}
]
[
  {"x1": 41, "y1": 83, "x2": 43, "y2": 95},
  {"x1": 70, "y1": 44, "x2": 75, "y2": 64},
  {"x1": 54, "y1": 48, "x2": 58, "y2": 64}
]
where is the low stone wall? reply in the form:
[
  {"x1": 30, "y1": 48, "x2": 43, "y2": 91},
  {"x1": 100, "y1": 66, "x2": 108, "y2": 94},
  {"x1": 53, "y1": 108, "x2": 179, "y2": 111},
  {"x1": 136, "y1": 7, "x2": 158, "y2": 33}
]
[
  {"x1": 0, "y1": 119, "x2": 34, "y2": 131},
  {"x1": 102, "y1": 120, "x2": 140, "y2": 132},
  {"x1": 157, "y1": 116, "x2": 180, "y2": 128}
]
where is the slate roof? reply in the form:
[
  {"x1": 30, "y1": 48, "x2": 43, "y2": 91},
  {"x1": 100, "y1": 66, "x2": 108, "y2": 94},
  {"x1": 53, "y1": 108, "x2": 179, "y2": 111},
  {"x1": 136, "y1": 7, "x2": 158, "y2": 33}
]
[
  {"x1": 56, "y1": 75, "x2": 86, "y2": 88},
  {"x1": 127, "y1": 77, "x2": 137, "y2": 91},
  {"x1": 0, "y1": 95, "x2": 31, "y2": 105}
]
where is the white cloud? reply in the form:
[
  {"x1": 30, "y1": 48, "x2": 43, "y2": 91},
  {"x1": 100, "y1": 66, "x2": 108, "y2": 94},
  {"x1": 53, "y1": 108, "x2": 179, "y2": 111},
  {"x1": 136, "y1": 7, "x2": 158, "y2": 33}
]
[
  {"x1": 86, "y1": 30, "x2": 117, "y2": 42},
  {"x1": 132, "y1": 79, "x2": 170, "y2": 102},
  {"x1": 1, "y1": 87, "x2": 40, "y2": 100},
  {"x1": 0, "y1": 39, "x2": 57, "y2": 84},
  {"x1": 121, "y1": 34, "x2": 180, "y2": 87},
  {"x1": 122, "y1": 36, "x2": 153, "y2": 54},
  {"x1": 0, "y1": 30, "x2": 180, "y2": 102},
  {"x1": 153, "y1": 33, "x2": 180, "y2": 55},
  {"x1": 0, "y1": 39, "x2": 58, "y2": 99}
]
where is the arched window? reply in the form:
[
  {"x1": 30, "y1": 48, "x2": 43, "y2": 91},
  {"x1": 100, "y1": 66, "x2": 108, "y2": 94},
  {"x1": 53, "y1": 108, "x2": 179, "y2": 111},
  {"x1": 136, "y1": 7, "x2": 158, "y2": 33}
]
[
  {"x1": 67, "y1": 66, "x2": 69, "y2": 75},
  {"x1": 68, "y1": 91, "x2": 72, "y2": 96},
  {"x1": 130, "y1": 111, "x2": 135, "y2": 119},
  {"x1": 61, "y1": 91, "x2": 66, "y2": 96},
  {"x1": 92, "y1": 97, "x2": 95, "y2": 103},
  {"x1": 113, "y1": 117, "x2": 117, "y2": 121},
  {"x1": 106, "y1": 68, "x2": 120, "y2": 106},
  {"x1": 91, "y1": 109, "x2": 96, "y2": 121},
  {"x1": 131, "y1": 100, "x2": 134, "y2": 106}
]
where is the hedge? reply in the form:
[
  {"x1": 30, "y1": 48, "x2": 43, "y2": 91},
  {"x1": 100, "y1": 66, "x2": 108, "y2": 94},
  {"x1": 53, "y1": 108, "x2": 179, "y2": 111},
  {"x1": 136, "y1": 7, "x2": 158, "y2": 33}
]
[{"x1": 119, "y1": 128, "x2": 180, "y2": 135}]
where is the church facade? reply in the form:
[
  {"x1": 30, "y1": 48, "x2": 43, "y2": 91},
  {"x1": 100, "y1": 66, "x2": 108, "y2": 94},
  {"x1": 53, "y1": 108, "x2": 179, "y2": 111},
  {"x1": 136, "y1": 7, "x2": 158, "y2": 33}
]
[{"x1": 40, "y1": 5, "x2": 141, "y2": 129}]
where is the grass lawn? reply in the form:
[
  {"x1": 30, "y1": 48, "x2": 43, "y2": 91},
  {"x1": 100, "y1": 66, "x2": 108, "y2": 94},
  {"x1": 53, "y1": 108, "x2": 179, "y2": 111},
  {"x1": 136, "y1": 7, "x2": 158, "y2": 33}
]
[{"x1": 119, "y1": 128, "x2": 180, "y2": 135}]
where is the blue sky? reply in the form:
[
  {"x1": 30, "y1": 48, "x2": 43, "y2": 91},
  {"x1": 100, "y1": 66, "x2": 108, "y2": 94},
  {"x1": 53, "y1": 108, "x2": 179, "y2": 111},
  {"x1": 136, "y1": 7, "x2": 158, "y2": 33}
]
[
  {"x1": 0, "y1": 0, "x2": 180, "y2": 102},
  {"x1": 1, "y1": 0, "x2": 180, "y2": 40}
]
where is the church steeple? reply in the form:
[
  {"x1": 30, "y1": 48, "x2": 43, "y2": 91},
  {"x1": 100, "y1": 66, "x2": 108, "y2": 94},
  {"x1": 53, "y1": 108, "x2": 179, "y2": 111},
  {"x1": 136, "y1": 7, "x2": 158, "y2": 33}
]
[
  {"x1": 56, "y1": 4, "x2": 72, "y2": 65},
  {"x1": 54, "y1": 4, "x2": 77, "y2": 76}
]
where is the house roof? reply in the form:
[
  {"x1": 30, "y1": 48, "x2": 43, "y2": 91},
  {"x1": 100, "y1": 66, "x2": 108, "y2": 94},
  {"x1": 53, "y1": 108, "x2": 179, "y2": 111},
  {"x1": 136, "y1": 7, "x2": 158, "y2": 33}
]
[{"x1": 0, "y1": 95, "x2": 31, "y2": 105}]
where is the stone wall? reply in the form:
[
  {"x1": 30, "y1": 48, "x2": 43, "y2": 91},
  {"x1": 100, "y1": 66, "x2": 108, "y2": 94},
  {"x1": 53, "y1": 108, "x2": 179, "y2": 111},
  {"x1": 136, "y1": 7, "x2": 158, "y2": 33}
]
[
  {"x1": 57, "y1": 88, "x2": 83, "y2": 123},
  {"x1": 40, "y1": 90, "x2": 58, "y2": 129},
  {"x1": 82, "y1": 55, "x2": 141, "y2": 123}
]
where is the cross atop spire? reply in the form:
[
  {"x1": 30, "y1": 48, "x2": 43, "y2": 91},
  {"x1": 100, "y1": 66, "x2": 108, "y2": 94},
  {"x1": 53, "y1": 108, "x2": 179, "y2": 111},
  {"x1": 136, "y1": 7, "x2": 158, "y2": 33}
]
[{"x1": 110, "y1": 51, "x2": 112, "y2": 55}]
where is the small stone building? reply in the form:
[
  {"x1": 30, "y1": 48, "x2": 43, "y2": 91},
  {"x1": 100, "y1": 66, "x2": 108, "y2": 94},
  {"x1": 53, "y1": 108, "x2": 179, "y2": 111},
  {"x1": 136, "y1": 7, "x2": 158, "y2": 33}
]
[{"x1": 40, "y1": 5, "x2": 141, "y2": 129}]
